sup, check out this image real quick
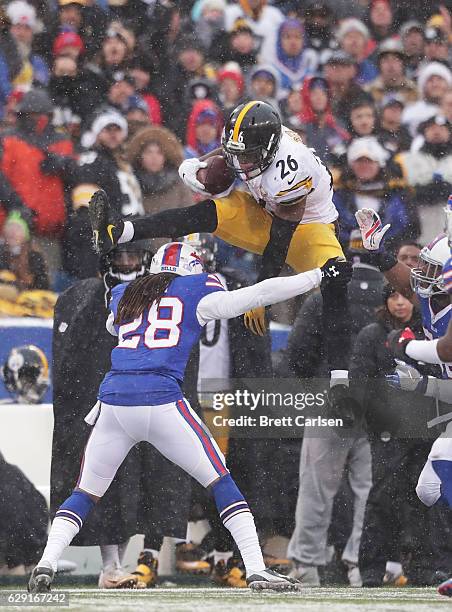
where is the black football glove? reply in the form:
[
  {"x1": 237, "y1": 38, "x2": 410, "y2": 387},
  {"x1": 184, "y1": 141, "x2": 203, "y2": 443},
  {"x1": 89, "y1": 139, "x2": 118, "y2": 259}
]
[
  {"x1": 327, "y1": 384, "x2": 358, "y2": 428},
  {"x1": 386, "y1": 327, "x2": 416, "y2": 362},
  {"x1": 320, "y1": 258, "x2": 353, "y2": 288}
]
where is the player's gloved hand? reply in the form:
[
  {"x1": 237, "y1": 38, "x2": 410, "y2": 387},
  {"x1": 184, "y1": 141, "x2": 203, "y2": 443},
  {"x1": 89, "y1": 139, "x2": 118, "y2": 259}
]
[
  {"x1": 320, "y1": 258, "x2": 353, "y2": 286},
  {"x1": 178, "y1": 158, "x2": 209, "y2": 195},
  {"x1": 244, "y1": 306, "x2": 266, "y2": 336},
  {"x1": 442, "y1": 256, "x2": 452, "y2": 294},
  {"x1": 386, "y1": 361, "x2": 428, "y2": 394},
  {"x1": 355, "y1": 208, "x2": 391, "y2": 250},
  {"x1": 386, "y1": 327, "x2": 416, "y2": 361}
]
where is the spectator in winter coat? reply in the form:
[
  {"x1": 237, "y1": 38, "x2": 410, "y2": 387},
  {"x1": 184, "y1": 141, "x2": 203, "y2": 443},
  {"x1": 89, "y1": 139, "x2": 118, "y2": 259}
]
[
  {"x1": 161, "y1": 34, "x2": 216, "y2": 140},
  {"x1": 398, "y1": 114, "x2": 452, "y2": 243},
  {"x1": 217, "y1": 64, "x2": 247, "y2": 121},
  {"x1": 336, "y1": 18, "x2": 378, "y2": 85},
  {"x1": 248, "y1": 65, "x2": 281, "y2": 110},
  {"x1": 210, "y1": 18, "x2": 259, "y2": 73},
  {"x1": 36, "y1": 0, "x2": 107, "y2": 63},
  {"x1": 193, "y1": 0, "x2": 227, "y2": 51},
  {"x1": 322, "y1": 51, "x2": 366, "y2": 129},
  {"x1": 299, "y1": 76, "x2": 349, "y2": 165},
  {"x1": 7, "y1": 1, "x2": 49, "y2": 91},
  {"x1": 400, "y1": 21, "x2": 425, "y2": 81},
  {"x1": 127, "y1": 125, "x2": 194, "y2": 242},
  {"x1": 224, "y1": 0, "x2": 284, "y2": 63},
  {"x1": 92, "y1": 23, "x2": 134, "y2": 84},
  {"x1": 184, "y1": 100, "x2": 223, "y2": 159},
  {"x1": 367, "y1": 0, "x2": 396, "y2": 45},
  {"x1": 334, "y1": 136, "x2": 419, "y2": 249},
  {"x1": 376, "y1": 95, "x2": 412, "y2": 156},
  {"x1": 49, "y1": 48, "x2": 108, "y2": 133},
  {"x1": 127, "y1": 57, "x2": 162, "y2": 126},
  {"x1": 402, "y1": 62, "x2": 452, "y2": 137},
  {"x1": 0, "y1": 211, "x2": 49, "y2": 290},
  {"x1": 366, "y1": 39, "x2": 418, "y2": 107},
  {"x1": 270, "y1": 18, "x2": 318, "y2": 97},
  {"x1": 0, "y1": 88, "x2": 73, "y2": 238},
  {"x1": 300, "y1": 2, "x2": 337, "y2": 67}
]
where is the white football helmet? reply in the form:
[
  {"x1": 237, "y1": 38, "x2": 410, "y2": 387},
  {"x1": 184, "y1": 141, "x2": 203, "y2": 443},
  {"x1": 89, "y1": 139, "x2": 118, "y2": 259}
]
[
  {"x1": 410, "y1": 234, "x2": 449, "y2": 297},
  {"x1": 150, "y1": 242, "x2": 204, "y2": 276}
]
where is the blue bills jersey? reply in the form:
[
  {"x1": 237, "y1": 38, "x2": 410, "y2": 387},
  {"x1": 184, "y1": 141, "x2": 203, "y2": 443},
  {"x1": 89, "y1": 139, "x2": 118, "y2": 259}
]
[
  {"x1": 418, "y1": 294, "x2": 452, "y2": 379},
  {"x1": 98, "y1": 273, "x2": 226, "y2": 406}
]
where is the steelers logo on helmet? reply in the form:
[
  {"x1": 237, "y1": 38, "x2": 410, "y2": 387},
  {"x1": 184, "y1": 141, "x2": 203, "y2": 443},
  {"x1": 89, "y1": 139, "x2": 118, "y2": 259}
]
[
  {"x1": 2, "y1": 345, "x2": 49, "y2": 404},
  {"x1": 410, "y1": 234, "x2": 449, "y2": 297},
  {"x1": 222, "y1": 100, "x2": 282, "y2": 179}
]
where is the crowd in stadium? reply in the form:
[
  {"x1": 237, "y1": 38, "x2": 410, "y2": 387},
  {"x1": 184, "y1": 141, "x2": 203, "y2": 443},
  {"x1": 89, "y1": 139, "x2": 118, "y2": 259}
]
[{"x1": 2, "y1": 0, "x2": 452, "y2": 594}]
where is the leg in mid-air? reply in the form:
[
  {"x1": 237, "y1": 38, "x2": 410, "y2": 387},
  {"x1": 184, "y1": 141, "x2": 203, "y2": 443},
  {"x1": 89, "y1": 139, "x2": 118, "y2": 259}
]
[{"x1": 29, "y1": 401, "x2": 300, "y2": 593}]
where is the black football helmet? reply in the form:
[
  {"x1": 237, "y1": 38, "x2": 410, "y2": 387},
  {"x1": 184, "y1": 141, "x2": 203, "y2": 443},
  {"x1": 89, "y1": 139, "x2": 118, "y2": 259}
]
[
  {"x1": 222, "y1": 100, "x2": 282, "y2": 179},
  {"x1": 2, "y1": 345, "x2": 50, "y2": 404},
  {"x1": 180, "y1": 233, "x2": 218, "y2": 272},
  {"x1": 100, "y1": 240, "x2": 153, "y2": 305}
]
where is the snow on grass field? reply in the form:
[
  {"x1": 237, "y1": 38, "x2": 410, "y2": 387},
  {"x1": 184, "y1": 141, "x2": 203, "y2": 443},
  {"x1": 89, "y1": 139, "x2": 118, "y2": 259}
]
[{"x1": 1, "y1": 586, "x2": 451, "y2": 612}]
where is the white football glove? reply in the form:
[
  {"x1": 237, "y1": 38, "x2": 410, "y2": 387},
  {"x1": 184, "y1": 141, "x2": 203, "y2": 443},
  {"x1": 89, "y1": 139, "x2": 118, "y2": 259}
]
[
  {"x1": 355, "y1": 208, "x2": 391, "y2": 251},
  {"x1": 178, "y1": 158, "x2": 209, "y2": 195},
  {"x1": 386, "y1": 360, "x2": 427, "y2": 393}
]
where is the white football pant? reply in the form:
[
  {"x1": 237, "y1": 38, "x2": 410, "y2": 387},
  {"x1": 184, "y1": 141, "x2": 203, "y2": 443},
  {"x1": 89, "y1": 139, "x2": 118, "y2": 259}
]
[{"x1": 78, "y1": 399, "x2": 228, "y2": 497}]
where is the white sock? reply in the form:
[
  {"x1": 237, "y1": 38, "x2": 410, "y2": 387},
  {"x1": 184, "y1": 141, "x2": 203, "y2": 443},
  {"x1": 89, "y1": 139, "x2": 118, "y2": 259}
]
[
  {"x1": 118, "y1": 220, "x2": 134, "y2": 244},
  {"x1": 330, "y1": 369, "x2": 349, "y2": 387},
  {"x1": 223, "y1": 512, "x2": 265, "y2": 576},
  {"x1": 213, "y1": 550, "x2": 233, "y2": 565},
  {"x1": 100, "y1": 544, "x2": 121, "y2": 570},
  {"x1": 39, "y1": 517, "x2": 80, "y2": 573},
  {"x1": 118, "y1": 540, "x2": 129, "y2": 566}
]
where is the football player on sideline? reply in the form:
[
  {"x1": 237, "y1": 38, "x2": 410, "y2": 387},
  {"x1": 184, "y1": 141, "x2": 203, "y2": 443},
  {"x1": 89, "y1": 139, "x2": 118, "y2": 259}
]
[
  {"x1": 89, "y1": 100, "x2": 352, "y2": 386},
  {"x1": 28, "y1": 242, "x2": 348, "y2": 594},
  {"x1": 356, "y1": 205, "x2": 452, "y2": 598}
]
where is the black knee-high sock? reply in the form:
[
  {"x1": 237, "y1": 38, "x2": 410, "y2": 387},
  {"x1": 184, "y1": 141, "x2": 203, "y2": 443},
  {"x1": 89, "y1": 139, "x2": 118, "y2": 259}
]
[
  {"x1": 320, "y1": 280, "x2": 351, "y2": 372},
  {"x1": 132, "y1": 200, "x2": 218, "y2": 242}
]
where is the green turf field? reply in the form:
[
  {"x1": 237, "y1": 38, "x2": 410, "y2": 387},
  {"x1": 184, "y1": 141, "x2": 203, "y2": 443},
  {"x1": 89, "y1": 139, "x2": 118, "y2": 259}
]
[{"x1": 1, "y1": 586, "x2": 451, "y2": 611}]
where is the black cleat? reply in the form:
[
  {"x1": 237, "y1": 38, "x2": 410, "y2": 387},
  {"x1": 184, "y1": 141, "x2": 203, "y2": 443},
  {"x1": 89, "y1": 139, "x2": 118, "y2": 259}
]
[
  {"x1": 246, "y1": 568, "x2": 302, "y2": 592},
  {"x1": 28, "y1": 563, "x2": 55, "y2": 593},
  {"x1": 89, "y1": 189, "x2": 123, "y2": 255}
]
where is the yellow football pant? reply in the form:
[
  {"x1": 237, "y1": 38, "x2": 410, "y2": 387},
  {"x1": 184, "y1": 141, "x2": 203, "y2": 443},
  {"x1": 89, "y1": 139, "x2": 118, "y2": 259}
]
[{"x1": 213, "y1": 190, "x2": 344, "y2": 272}]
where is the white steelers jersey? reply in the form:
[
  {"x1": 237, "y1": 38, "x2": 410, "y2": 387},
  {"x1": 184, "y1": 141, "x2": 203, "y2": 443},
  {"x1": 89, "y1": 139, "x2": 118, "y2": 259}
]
[{"x1": 246, "y1": 126, "x2": 338, "y2": 225}]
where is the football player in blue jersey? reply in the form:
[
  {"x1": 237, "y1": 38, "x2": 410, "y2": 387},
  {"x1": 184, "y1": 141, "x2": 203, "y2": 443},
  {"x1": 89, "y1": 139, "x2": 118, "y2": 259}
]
[
  {"x1": 28, "y1": 241, "x2": 350, "y2": 594},
  {"x1": 356, "y1": 206, "x2": 452, "y2": 597}
]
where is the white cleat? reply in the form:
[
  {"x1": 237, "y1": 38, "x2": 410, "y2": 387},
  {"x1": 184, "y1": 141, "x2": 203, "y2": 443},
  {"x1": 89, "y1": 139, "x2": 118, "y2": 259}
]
[
  {"x1": 98, "y1": 564, "x2": 140, "y2": 589},
  {"x1": 247, "y1": 568, "x2": 302, "y2": 592}
]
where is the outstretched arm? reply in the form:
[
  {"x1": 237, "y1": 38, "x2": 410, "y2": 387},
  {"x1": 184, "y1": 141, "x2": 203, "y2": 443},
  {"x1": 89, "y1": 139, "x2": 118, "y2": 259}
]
[{"x1": 197, "y1": 268, "x2": 322, "y2": 323}]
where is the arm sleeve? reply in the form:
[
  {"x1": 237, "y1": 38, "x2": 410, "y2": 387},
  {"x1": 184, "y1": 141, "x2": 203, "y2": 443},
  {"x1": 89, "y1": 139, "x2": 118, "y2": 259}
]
[
  {"x1": 197, "y1": 269, "x2": 321, "y2": 323},
  {"x1": 132, "y1": 199, "x2": 218, "y2": 241},
  {"x1": 405, "y1": 338, "x2": 442, "y2": 364},
  {"x1": 257, "y1": 215, "x2": 299, "y2": 281}
]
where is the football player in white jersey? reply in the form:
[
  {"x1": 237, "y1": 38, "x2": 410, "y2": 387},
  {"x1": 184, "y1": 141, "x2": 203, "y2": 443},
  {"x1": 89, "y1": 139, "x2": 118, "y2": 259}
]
[{"x1": 90, "y1": 100, "x2": 352, "y2": 388}]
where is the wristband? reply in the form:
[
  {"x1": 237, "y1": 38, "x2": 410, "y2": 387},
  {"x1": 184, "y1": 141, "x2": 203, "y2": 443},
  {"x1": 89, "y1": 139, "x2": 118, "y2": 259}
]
[{"x1": 377, "y1": 250, "x2": 398, "y2": 272}]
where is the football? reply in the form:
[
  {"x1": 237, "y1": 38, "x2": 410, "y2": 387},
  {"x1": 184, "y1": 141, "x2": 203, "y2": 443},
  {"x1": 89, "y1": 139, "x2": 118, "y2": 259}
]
[{"x1": 197, "y1": 155, "x2": 235, "y2": 195}]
